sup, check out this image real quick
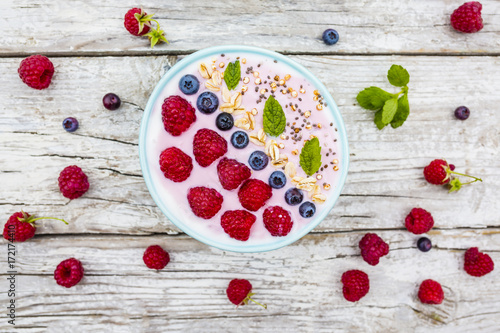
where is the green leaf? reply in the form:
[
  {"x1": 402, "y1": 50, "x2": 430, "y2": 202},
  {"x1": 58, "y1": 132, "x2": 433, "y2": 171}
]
[
  {"x1": 263, "y1": 95, "x2": 286, "y2": 137},
  {"x1": 381, "y1": 97, "x2": 399, "y2": 124},
  {"x1": 374, "y1": 109, "x2": 387, "y2": 130},
  {"x1": 387, "y1": 65, "x2": 410, "y2": 87},
  {"x1": 224, "y1": 60, "x2": 241, "y2": 90},
  {"x1": 299, "y1": 137, "x2": 322, "y2": 176},
  {"x1": 448, "y1": 178, "x2": 462, "y2": 193},
  {"x1": 356, "y1": 87, "x2": 393, "y2": 110},
  {"x1": 390, "y1": 92, "x2": 410, "y2": 128}
]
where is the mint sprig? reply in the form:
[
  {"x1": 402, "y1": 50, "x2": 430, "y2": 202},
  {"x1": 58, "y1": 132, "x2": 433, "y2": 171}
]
[
  {"x1": 224, "y1": 60, "x2": 241, "y2": 90},
  {"x1": 263, "y1": 95, "x2": 286, "y2": 137},
  {"x1": 299, "y1": 137, "x2": 322, "y2": 176},
  {"x1": 356, "y1": 64, "x2": 411, "y2": 129}
]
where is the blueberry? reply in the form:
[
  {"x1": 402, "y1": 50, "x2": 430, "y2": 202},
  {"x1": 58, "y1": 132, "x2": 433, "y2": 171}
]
[
  {"x1": 197, "y1": 91, "x2": 219, "y2": 114},
  {"x1": 62, "y1": 117, "x2": 79, "y2": 132},
  {"x1": 322, "y1": 29, "x2": 339, "y2": 45},
  {"x1": 248, "y1": 151, "x2": 269, "y2": 171},
  {"x1": 269, "y1": 171, "x2": 287, "y2": 189},
  {"x1": 216, "y1": 112, "x2": 234, "y2": 131},
  {"x1": 417, "y1": 237, "x2": 432, "y2": 252},
  {"x1": 454, "y1": 106, "x2": 470, "y2": 120},
  {"x1": 285, "y1": 188, "x2": 303, "y2": 206},
  {"x1": 231, "y1": 131, "x2": 249, "y2": 149},
  {"x1": 299, "y1": 201, "x2": 316, "y2": 218},
  {"x1": 179, "y1": 74, "x2": 199, "y2": 95},
  {"x1": 102, "y1": 93, "x2": 121, "y2": 110}
]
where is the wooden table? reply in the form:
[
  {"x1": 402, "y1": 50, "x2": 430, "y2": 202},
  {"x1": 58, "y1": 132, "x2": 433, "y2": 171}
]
[{"x1": 1, "y1": 1, "x2": 499, "y2": 332}]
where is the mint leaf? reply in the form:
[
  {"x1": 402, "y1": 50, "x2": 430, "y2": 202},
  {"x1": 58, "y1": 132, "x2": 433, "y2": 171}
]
[
  {"x1": 391, "y1": 92, "x2": 410, "y2": 128},
  {"x1": 263, "y1": 95, "x2": 286, "y2": 137},
  {"x1": 381, "y1": 97, "x2": 398, "y2": 124},
  {"x1": 374, "y1": 109, "x2": 387, "y2": 130},
  {"x1": 224, "y1": 60, "x2": 241, "y2": 90},
  {"x1": 356, "y1": 87, "x2": 393, "y2": 110},
  {"x1": 387, "y1": 65, "x2": 410, "y2": 87},
  {"x1": 299, "y1": 137, "x2": 322, "y2": 176}
]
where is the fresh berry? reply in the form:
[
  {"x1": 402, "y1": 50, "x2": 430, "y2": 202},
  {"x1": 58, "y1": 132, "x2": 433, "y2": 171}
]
[
  {"x1": 405, "y1": 208, "x2": 434, "y2": 234},
  {"x1": 159, "y1": 147, "x2": 193, "y2": 182},
  {"x1": 193, "y1": 128, "x2": 228, "y2": 167},
  {"x1": 248, "y1": 151, "x2": 269, "y2": 171},
  {"x1": 18, "y1": 55, "x2": 54, "y2": 90},
  {"x1": 417, "y1": 237, "x2": 432, "y2": 252},
  {"x1": 464, "y1": 247, "x2": 494, "y2": 277},
  {"x1": 143, "y1": 245, "x2": 170, "y2": 270},
  {"x1": 196, "y1": 91, "x2": 219, "y2": 114},
  {"x1": 226, "y1": 279, "x2": 266, "y2": 308},
  {"x1": 221, "y1": 210, "x2": 256, "y2": 241},
  {"x1": 62, "y1": 117, "x2": 79, "y2": 132},
  {"x1": 359, "y1": 233, "x2": 389, "y2": 266},
  {"x1": 187, "y1": 187, "x2": 223, "y2": 219},
  {"x1": 124, "y1": 8, "x2": 152, "y2": 36},
  {"x1": 299, "y1": 202, "x2": 316, "y2": 218},
  {"x1": 322, "y1": 29, "x2": 340, "y2": 45},
  {"x1": 449, "y1": 164, "x2": 456, "y2": 171},
  {"x1": 103, "y1": 93, "x2": 121, "y2": 110},
  {"x1": 238, "y1": 179, "x2": 273, "y2": 212},
  {"x1": 3, "y1": 211, "x2": 68, "y2": 242},
  {"x1": 268, "y1": 171, "x2": 287, "y2": 189},
  {"x1": 418, "y1": 279, "x2": 444, "y2": 304},
  {"x1": 54, "y1": 258, "x2": 84, "y2": 288},
  {"x1": 263, "y1": 206, "x2": 293, "y2": 237},
  {"x1": 450, "y1": 1, "x2": 483, "y2": 33},
  {"x1": 161, "y1": 95, "x2": 196, "y2": 136},
  {"x1": 58, "y1": 165, "x2": 89, "y2": 200},
  {"x1": 341, "y1": 270, "x2": 369, "y2": 302},
  {"x1": 454, "y1": 106, "x2": 470, "y2": 120},
  {"x1": 179, "y1": 74, "x2": 200, "y2": 95},
  {"x1": 423, "y1": 159, "x2": 450, "y2": 185},
  {"x1": 231, "y1": 131, "x2": 249, "y2": 149},
  {"x1": 284, "y1": 188, "x2": 304, "y2": 206},
  {"x1": 217, "y1": 157, "x2": 251, "y2": 190},
  {"x1": 216, "y1": 112, "x2": 234, "y2": 131}
]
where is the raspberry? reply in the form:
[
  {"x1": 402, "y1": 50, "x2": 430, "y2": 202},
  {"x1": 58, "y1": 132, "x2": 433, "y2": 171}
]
[
  {"x1": 2, "y1": 211, "x2": 68, "y2": 242},
  {"x1": 238, "y1": 179, "x2": 272, "y2": 212},
  {"x1": 359, "y1": 233, "x2": 389, "y2": 266},
  {"x1": 161, "y1": 95, "x2": 196, "y2": 137},
  {"x1": 405, "y1": 208, "x2": 434, "y2": 234},
  {"x1": 187, "y1": 187, "x2": 223, "y2": 219},
  {"x1": 18, "y1": 55, "x2": 54, "y2": 90},
  {"x1": 124, "y1": 8, "x2": 151, "y2": 36},
  {"x1": 58, "y1": 165, "x2": 89, "y2": 199},
  {"x1": 418, "y1": 279, "x2": 444, "y2": 304},
  {"x1": 143, "y1": 245, "x2": 170, "y2": 270},
  {"x1": 423, "y1": 159, "x2": 450, "y2": 185},
  {"x1": 341, "y1": 270, "x2": 369, "y2": 302},
  {"x1": 464, "y1": 247, "x2": 494, "y2": 277},
  {"x1": 221, "y1": 210, "x2": 256, "y2": 241},
  {"x1": 226, "y1": 279, "x2": 266, "y2": 308},
  {"x1": 217, "y1": 157, "x2": 251, "y2": 190},
  {"x1": 263, "y1": 206, "x2": 293, "y2": 237},
  {"x1": 54, "y1": 258, "x2": 84, "y2": 288},
  {"x1": 450, "y1": 2, "x2": 483, "y2": 33},
  {"x1": 159, "y1": 147, "x2": 193, "y2": 182},
  {"x1": 193, "y1": 128, "x2": 228, "y2": 167}
]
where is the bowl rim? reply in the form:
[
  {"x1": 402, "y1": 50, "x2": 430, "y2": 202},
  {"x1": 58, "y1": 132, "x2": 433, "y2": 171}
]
[{"x1": 139, "y1": 45, "x2": 349, "y2": 253}]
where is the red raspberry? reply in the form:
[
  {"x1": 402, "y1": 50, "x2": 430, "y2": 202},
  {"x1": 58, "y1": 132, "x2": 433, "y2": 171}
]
[
  {"x1": 423, "y1": 159, "x2": 450, "y2": 185},
  {"x1": 359, "y1": 233, "x2": 389, "y2": 266},
  {"x1": 221, "y1": 210, "x2": 256, "y2": 241},
  {"x1": 193, "y1": 128, "x2": 228, "y2": 167},
  {"x1": 143, "y1": 245, "x2": 170, "y2": 270},
  {"x1": 263, "y1": 206, "x2": 293, "y2": 237},
  {"x1": 161, "y1": 95, "x2": 196, "y2": 136},
  {"x1": 341, "y1": 270, "x2": 370, "y2": 302},
  {"x1": 217, "y1": 157, "x2": 251, "y2": 190},
  {"x1": 3, "y1": 212, "x2": 35, "y2": 242},
  {"x1": 464, "y1": 247, "x2": 494, "y2": 277},
  {"x1": 187, "y1": 187, "x2": 223, "y2": 219},
  {"x1": 54, "y1": 258, "x2": 84, "y2": 288},
  {"x1": 226, "y1": 279, "x2": 266, "y2": 308},
  {"x1": 159, "y1": 147, "x2": 193, "y2": 182},
  {"x1": 238, "y1": 179, "x2": 272, "y2": 212},
  {"x1": 58, "y1": 165, "x2": 89, "y2": 200},
  {"x1": 418, "y1": 279, "x2": 444, "y2": 304},
  {"x1": 124, "y1": 8, "x2": 151, "y2": 36},
  {"x1": 405, "y1": 208, "x2": 434, "y2": 234},
  {"x1": 450, "y1": 2, "x2": 483, "y2": 33},
  {"x1": 18, "y1": 55, "x2": 54, "y2": 90}
]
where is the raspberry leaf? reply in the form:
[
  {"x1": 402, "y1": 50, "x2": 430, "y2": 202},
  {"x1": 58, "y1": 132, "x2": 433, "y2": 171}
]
[
  {"x1": 387, "y1": 65, "x2": 410, "y2": 87},
  {"x1": 224, "y1": 60, "x2": 241, "y2": 90},
  {"x1": 299, "y1": 137, "x2": 322, "y2": 176},
  {"x1": 356, "y1": 87, "x2": 392, "y2": 110},
  {"x1": 381, "y1": 97, "x2": 399, "y2": 125},
  {"x1": 391, "y1": 92, "x2": 409, "y2": 128},
  {"x1": 263, "y1": 95, "x2": 286, "y2": 136}
]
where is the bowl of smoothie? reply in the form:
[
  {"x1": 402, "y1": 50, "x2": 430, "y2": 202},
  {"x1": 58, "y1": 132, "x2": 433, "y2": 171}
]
[{"x1": 139, "y1": 45, "x2": 349, "y2": 252}]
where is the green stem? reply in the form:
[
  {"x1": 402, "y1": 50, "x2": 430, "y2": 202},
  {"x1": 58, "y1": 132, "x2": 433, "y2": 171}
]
[
  {"x1": 28, "y1": 217, "x2": 69, "y2": 225},
  {"x1": 247, "y1": 297, "x2": 267, "y2": 309},
  {"x1": 449, "y1": 170, "x2": 483, "y2": 182}
]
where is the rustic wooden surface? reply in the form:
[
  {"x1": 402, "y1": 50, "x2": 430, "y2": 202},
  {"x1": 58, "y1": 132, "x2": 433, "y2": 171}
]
[{"x1": 1, "y1": 1, "x2": 499, "y2": 332}]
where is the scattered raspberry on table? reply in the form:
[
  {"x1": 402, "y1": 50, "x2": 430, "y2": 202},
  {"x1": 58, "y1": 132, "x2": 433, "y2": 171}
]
[
  {"x1": 450, "y1": 1, "x2": 484, "y2": 33},
  {"x1": 18, "y1": 55, "x2": 54, "y2": 90},
  {"x1": 464, "y1": 247, "x2": 494, "y2": 277},
  {"x1": 359, "y1": 233, "x2": 389, "y2": 266},
  {"x1": 58, "y1": 165, "x2": 89, "y2": 200},
  {"x1": 226, "y1": 279, "x2": 266, "y2": 308},
  {"x1": 143, "y1": 245, "x2": 170, "y2": 270},
  {"x1": 54, "y1": 258, "x2": 84, "y2": 288},
  {"x1": 418, "y1": 279, "x2": 444, "y2": 304},
  {"x1": 341, "y1": 270, "x2": 370, "y2": 302},
  {"x1": 405, "y1": 208, "x2": 434, "y2": 234}
]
